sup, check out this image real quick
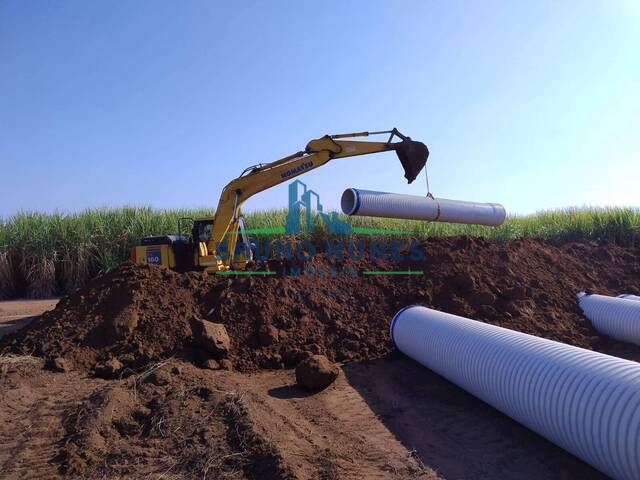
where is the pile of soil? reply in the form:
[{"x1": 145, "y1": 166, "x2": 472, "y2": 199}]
[
  {"x1": 2, "y1": 236, "x2": 640, "y2": 375},
  {"x1": 55, "y1": 365, "x2": 293, "y2": 479}
]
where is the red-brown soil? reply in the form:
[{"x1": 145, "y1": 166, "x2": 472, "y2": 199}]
[
  {"x1": 0, "y1": 298, "x2": 58, "y2": 337},
  {"x1": 3, "y1": 236, "x2": 639, "y2": 374},
  {"x1": 1, "y1": 236, "x2": 639, "y2": 479},
  {"x1": 0, "y1": 356, "x2": 614, "y2": 479}
]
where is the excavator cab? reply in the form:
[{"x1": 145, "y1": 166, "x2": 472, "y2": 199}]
[
  {"x1": 192, "y1": 219, "x2": 213, "y2": 259},
  {"x1": 192, "y1": 217, "x2": 253, "y2": 269}
]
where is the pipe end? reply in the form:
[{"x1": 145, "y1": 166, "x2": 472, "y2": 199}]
[
  {"x1": 390, "y1": 305, "x2": 423, "y2": 347},
  {"x1": 341, "y1": 188, "x2": 360, "y2": 216}
]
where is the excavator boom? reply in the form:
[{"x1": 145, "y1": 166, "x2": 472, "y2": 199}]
[
  {"x1": 133, "y1": 129, "x2": 428, "y2": 271},
  {"x1": 203, "y1": 129, "x2": 428, "y2": 271}
]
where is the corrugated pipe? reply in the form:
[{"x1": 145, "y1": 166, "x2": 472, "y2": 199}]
[
  {"x1": 391, "y1": 305, "x2": 640, "y2": 480},
  {"x1": 341, "y1": 188, "x2": 506, "y2": 226},
  {"x1": 577, "y1": 292, "x2": 640, "y2": 345},
  {"x1": 618, "y1": 294, "x2": 640, "y2": 301}
]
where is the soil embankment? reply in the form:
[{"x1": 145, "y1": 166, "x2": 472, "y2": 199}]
[
  {"x1": 3, "y1": 236, "x2": 639, "y2": 373},
  {"x1": 1, "y1": 236, "x2": 639, "y2": 479}
]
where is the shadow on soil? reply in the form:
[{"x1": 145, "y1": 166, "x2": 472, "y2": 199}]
[
  {"x1": 0, "y1": 315, "x2": 38, "y2": 340},
  {"x1": 267, "y1": 385, "x2": 314, "y2": 399},
  {"x1": 342, "y1": 355, "x2": 609, "y2": 480}
]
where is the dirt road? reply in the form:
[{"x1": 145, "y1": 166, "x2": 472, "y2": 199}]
[{"x1": 0, "y1": 299, "x2": 58, "y2": 339}]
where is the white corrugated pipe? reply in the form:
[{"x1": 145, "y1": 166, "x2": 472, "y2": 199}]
[
  {"x1": 391, "y1": 305, "x2": 640, "y2": 480},
  {"x1": 341, "y1": 188, "x2": 506, "y2": 226},
  {"x1": 618, "y1": 294, "x2": 640, "y2": 301},
  {"x1": 577, "y1": 292, "x2": 640, "y2": 346}
]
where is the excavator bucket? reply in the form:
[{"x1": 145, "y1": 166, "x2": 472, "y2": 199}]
[{"x1": 393, "y1": 139, "x2": 429, "y2": 183}]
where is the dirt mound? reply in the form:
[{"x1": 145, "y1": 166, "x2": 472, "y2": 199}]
[
  {"x1": 55, "y1": 364, "x2": 293, "y2": 479},
  {"x1": 1, "y1": 265, "x2": 214, "y2": 374},
  {"x1": 2, "y1": 236, "x2": 640, "y2": 374}
]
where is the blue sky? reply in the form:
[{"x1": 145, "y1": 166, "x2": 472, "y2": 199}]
[{"x1": 1, "y1": 1, "x2": 638, "y2": 218}]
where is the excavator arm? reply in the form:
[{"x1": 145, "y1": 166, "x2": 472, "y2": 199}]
[{"x1": 202, "y1": 129, "x2": 428, "y2": 271}]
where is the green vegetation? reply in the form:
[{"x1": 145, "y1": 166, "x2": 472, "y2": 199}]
[{"x1": 1, "y1": 206, "x2": 638, "y2": 298}]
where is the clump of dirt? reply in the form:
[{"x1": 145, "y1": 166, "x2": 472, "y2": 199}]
[
  {"x1": 2, "y1": 236, "x2": 640, "y2": 374},
  {"x1": 295, "y1": 354, "x2": 340, "y2": 390}
]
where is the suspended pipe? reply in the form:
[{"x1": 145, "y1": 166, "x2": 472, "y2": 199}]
[
  {"x1": 391, "y1": 305, "x2": 640, "y2": 480},
  {"x1": 618, "y1": 294, "x2": 640, "y2": 301},
  {"x1": 341, "y1": 188, "x2": 506, "y2": 226},
  {"x1": 577, "y1": 292, "x2": 640, "y2": 346}
]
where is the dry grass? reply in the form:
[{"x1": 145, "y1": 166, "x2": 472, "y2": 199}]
[
  {"x1": 21, "y1": 255, "x2": 56, "y2": 298},
  {"x1": 60, "y1": 246, "x2": 90, "y2": 293},
  {"x1": 0, "y1": 251, "x2": 13, "y2": 299},
  {"x1": 0, "y1": 353, "x2": 43, "y2": 379}
]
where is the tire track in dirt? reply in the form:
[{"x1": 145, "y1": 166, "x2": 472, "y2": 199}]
[
  {"x1": 238, "y1": 369, "x2": 438, "y2": 479},
  {"x1": 0, "y1": 369, "x2": 104, "y2": 479},
  {"x1": 341, "y1": 357, "x2": 608, "y2": 480}
]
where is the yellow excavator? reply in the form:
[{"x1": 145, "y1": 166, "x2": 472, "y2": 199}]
[{"x1": 132, "y1": 129, "x2": 428, "y2": 272}]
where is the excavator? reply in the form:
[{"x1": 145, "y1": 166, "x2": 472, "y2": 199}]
[{"x1": 131, "y1": 129, "x2": 428, "y2": 272}]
